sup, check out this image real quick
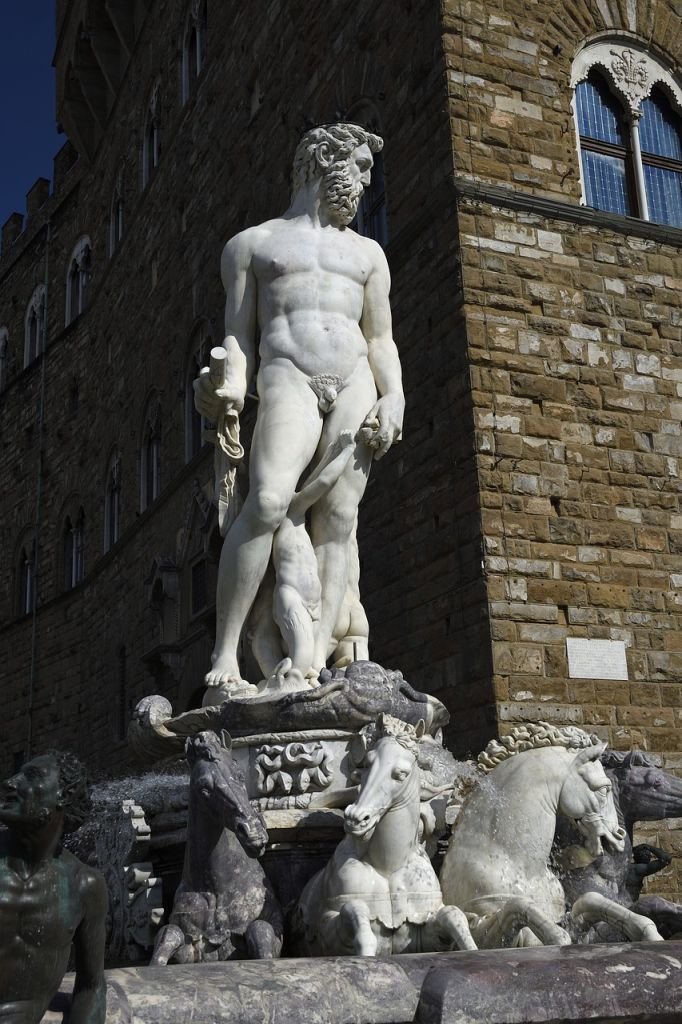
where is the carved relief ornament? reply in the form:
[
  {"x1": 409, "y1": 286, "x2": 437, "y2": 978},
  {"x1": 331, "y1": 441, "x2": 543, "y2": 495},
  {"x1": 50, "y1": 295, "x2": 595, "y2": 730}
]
[{"x1": 571, "y1": 41, "x2": 682, "y2": 116}]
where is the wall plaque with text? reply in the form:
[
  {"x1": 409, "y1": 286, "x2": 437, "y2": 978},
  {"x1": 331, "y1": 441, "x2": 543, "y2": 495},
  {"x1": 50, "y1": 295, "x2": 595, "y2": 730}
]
[{"x1": 566, "y1": 638, "x2": 628, "y2": 680}]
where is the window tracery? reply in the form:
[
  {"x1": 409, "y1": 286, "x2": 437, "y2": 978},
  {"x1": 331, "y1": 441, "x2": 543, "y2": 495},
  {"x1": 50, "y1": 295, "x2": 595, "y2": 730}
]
[
  {"x1": 24, "y1": 285, "x2": 46, "y2": 366},
  {"x1": 572, "y1": 42, "x2": 682, "y2": 227},
  {"x1": 65, "y1": 236, "x2": 92, "y2": 324}
]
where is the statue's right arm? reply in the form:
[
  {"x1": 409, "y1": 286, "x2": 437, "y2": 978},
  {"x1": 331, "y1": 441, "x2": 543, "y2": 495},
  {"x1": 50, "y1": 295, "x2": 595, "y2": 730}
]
[
  {"x1": 67, "y1": 868, "x2": 107, "y2": 1024},
  {"x1": 194, "y1": 232, "x2": 257, "y2": 420},
  {"x1": 219, "y1": 232, "x2": 258, "y2": 410}
]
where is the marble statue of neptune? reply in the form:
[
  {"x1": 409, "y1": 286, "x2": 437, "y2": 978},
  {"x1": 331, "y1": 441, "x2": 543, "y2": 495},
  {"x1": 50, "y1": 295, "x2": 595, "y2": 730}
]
[{"x1": 194, "y1": 122, "x2": 404, "y2": 701}]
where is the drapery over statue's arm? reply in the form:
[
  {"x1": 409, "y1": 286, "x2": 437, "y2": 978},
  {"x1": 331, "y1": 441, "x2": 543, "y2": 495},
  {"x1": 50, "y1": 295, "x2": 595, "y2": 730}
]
[
  {"x1": 194, "y1": 232, "x2": 258, "y2": 420},
  {"x1": 359, "y1": 242, "x2": 405, "y2": 460}
]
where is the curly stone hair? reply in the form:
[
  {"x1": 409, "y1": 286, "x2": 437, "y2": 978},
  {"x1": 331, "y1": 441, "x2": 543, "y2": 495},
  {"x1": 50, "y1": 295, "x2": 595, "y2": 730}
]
[
  {"x1": 47, "y1": 750, "x2": 91, "y2": 834},
  {"x1": 476, "y1": 722, "x2": 600, "y2": 774},
  {"x1": 291, "y1": 122, "x2": 383, "y2": 195}
]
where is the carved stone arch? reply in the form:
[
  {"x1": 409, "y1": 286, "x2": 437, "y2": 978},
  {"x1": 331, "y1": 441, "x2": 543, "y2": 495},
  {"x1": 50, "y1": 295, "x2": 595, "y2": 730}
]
[
  {"x1": 13, "y1": 525, "x2": 36, "y2": 617},
  {"x1": 24, "y1": 284, "x2": 46, "y2": 366},
  {"x1": 571, "y1": 37, "x2": 682, "y2": 116},
  {"x1": 57, "y1": 491, "x2": 86, "y2": 592},
  {"x1": 65, "y1": 234, "x2": 92, "y2": 325},
  {"x1": 345, "y1": 97, "x2": 384, "y2": 135},
  {"x1": 333, "y1": 55, "x2": 389, "y2": 131}
]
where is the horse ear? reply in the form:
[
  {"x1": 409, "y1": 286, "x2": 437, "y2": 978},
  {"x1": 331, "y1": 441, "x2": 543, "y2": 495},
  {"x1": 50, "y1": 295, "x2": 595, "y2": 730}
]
[
  {"x1": 574, "y1": 741, "x2": 607, "y2": 767},
  {"x1": 218, "y1": 729, "x2": 232, "y2": 752},
  {"x1": 415, "y1": 719, "x2": 426, "y2": 740},
  {"x1": 349, "y1": 731, "x2": 369, "y2": 767}
]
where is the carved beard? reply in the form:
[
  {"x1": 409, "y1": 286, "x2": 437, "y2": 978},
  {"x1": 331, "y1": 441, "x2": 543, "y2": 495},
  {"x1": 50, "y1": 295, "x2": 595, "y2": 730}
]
[{"x1": 321, "y1": 161, "x2": 364, "y2": 226}]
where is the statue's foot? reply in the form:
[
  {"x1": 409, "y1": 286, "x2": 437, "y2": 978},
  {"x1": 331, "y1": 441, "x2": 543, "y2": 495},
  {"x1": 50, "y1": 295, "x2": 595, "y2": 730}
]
[
  {"x1": 256, "y1": 659, "x2": 314, "y2": 698},
  {"x1": 203, "y1": 665, "x2": 258, "y2": 705}
]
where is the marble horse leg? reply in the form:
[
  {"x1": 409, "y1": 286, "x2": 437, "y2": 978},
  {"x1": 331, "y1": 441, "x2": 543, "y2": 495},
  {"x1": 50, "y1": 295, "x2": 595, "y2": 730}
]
[
  {"x1": 472, "y1": 899, "x2": 571, "y2": 949},
  {"x1": 150, "y1": 924, "x2": 187, "y2": 965},
  {"x1": 422, "y1": 905, "x2": 478, "y2": 951},
  {"x1": 571, "y1": 892, "x2": 664, "y2": 942}
]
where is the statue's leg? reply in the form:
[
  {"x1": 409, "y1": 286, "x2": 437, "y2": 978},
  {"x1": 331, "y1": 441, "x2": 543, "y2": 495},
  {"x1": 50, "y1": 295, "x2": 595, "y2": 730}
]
[
  {"x1": 207, "y1": 371, "x2": 321, "y2": 694},
  {"x1": 272, "y1": 582, "x2": 316, "y2": 684},
  {"x1": 336, "y1": 899, "x2": 377, "y2": 956},
  {"x1": 149, "y1": 924, "x2": 186, "y2": 965},
  {"x1": 571, "y1": 892, "x2": 664, "y2": 942},
  {"x1": 423, "y1": 905, "x2": 478, "y2": 951},
  {"x1": 329, "y1": 525, "x2": 370, "y2": 666},
  {"x1": 476, "y1": 898, "x2": 571, "y2": 949},
  {"x1": 245, "y1": 918, "x2": 283, "y2": 959},
  {"x1": 311, "y1": 370, "x2": 376, "y2": 675},
  {"x1": 635, "y1": 895, "x2": 682, "y2": 938}
]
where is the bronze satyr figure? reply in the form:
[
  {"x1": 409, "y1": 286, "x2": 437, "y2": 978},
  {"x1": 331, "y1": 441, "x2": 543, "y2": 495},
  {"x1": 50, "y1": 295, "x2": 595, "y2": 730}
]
[{"x1": 0, "y1": 751, "x2": 107, "y2": 1024}]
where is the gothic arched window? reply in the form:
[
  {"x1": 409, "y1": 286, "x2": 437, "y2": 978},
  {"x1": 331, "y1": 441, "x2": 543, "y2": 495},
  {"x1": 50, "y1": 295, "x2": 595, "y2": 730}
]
[
  {"x1": 572, "y1": 43, "x2": 682, "y2": 227},
  {"x1": 65, "y1": 236, "x2": 91, "y2": 324},
  {"x1": 0, "y1": 327, "x2": 8, "y2": 392},
  {"x1": 182, "y1": 0, "x2": 208, "y2": 103},
  {"x1": 185, "y1": 323, "x2": 211, "y2": 462},
  {"x1": 63, "y1": 508, "x2": 85, "y2": 590},
  {"x1": 347, "y1": 103, "x2": 388, "y2": 247},
  {"x1": 18, "y1": 543, "x2": 35, "y2": 616},
  {"x1": 140, "y1": 398, "x2": 162, "y2": 510},
  {"x1": 109, "y1": 171, "x2": 124, "y2": 256},
  {"x1": 104, "y1": 453, "x2": 121, "y2": 552},
  {"x1": 24, "y1": 285, "x2": 46, "y2": 367},
  {"x1": 142, "y1": 84, "x2": 161, "y2": 188}
]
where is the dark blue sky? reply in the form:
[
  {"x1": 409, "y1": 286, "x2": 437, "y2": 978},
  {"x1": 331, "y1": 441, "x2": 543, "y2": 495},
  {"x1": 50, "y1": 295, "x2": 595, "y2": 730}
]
[{"x1": 0, "y1": 5, "x2": 62, "y2": 227}]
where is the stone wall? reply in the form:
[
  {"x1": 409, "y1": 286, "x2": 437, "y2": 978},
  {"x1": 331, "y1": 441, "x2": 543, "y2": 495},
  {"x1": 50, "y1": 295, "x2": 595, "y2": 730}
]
[{"x1": 442, "y1": 0, "x2": 682, "y2": 898}]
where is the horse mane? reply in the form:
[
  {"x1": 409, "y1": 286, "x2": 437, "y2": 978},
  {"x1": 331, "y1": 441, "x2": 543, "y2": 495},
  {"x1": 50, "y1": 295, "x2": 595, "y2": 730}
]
[
  {"x1": 361, "y1": 714, "x2": 421, "y2": 759},
  {"x1": 601, "y1": 749, "x2": 659, "y2": 769},
  {"x1": 477, "y1": 722, "x2": 600, "y2": 773}
]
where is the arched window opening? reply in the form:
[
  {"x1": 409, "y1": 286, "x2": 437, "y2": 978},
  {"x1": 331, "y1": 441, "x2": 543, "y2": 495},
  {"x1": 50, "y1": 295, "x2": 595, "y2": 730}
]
[
  {"x1": 104, "y1": 454, "x2": 121, "y2": 552},
  {"x1": 140, "y1": 401, "x2": 162, "y2": 511},
  {"x1": 185, "y1": 325, "x2": 211, "y2": 462},
  {"x1": 355, "y1": 148, "x2": 388, "y2": 247},
  {"x1": 575, "y1": 72, "x2": 634, "y2": 217},
  {"x1": 142, "y1": 84, "x2": 161, "y2": 188},
  {"x1": 109, "y1": 171, "x2": 124, "y2": 256},
  {"x1": 572, "y1": 43, "x2": 682, "y2": 227},
  {"x1": 182, "y1": 0, "x2": 207, "y2": 104},
  {"x1": 640, "y1": 90, "x2": 682, "y2": 228},
  {"x1": 63, "y1": 508, "x2": 85, "y2": 590},
  {"x1": 0, "y1": 327, "x2": 8, "y2": 392},
  {"x1": 24, "y1": 285, "x2": 46, "y2": 367},
  {"x1": 18, "y1": 545, "x2": 35, "y2": 616},
  {"x1": 65, "y1": 237, "x2": 92, "y2": 325}
]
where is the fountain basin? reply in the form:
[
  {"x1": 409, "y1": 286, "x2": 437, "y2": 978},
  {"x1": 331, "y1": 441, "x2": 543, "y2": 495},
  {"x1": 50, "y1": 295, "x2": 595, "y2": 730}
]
[{"x1": 43, "y1": 941, "x2": 682, "y2": 1023}]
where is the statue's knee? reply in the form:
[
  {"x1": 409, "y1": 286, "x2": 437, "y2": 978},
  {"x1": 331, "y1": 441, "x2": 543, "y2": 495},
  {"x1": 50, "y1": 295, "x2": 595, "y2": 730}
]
[{"x1": 250, "y1": 488, "x2": 288, "y2": 531}]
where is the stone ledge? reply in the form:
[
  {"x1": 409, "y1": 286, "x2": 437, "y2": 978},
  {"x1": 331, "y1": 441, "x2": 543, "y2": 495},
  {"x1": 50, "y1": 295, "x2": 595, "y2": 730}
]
[
  {"x1": 453, "y1": 176, "x2": 682, "y2": 248},
  {"x1": 43, "y1": 941, "x2": 682, "y2": 1023}
]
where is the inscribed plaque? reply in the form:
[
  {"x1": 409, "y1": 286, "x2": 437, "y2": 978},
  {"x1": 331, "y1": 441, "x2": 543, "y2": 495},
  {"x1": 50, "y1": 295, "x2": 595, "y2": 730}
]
[{"x1": 566, "y1": 638, "x2": 628, "y2": 680}]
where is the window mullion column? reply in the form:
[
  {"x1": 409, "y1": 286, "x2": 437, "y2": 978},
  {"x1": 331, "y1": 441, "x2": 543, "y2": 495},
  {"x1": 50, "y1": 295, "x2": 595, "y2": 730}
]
[{"x1": 629, "y1": 111, "x2": 650, "y2": 221}]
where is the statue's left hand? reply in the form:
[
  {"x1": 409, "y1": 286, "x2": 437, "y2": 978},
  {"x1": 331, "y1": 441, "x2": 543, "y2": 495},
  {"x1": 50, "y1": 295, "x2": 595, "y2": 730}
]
[{"x1": 358, "y1": 393, "x2": 404, "y2": 460}]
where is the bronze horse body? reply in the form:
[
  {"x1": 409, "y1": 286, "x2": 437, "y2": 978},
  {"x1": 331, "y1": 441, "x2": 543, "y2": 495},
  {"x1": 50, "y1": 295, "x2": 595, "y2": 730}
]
[
  {"x1": 555, "y1": 750, "x2": 682, "y2": 938},
  {"x1": 151, "y1": 730, "x2": 282, "y2": 963}
]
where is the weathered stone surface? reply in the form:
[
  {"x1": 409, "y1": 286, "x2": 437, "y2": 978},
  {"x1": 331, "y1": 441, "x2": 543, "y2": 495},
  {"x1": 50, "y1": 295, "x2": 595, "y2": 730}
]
[
  {"x1": 44, "y1": 942, "x2": 682, "y2": 1024},
  {"x1": 418, "y1": 943, "x2": 682, "y2": 1024}
]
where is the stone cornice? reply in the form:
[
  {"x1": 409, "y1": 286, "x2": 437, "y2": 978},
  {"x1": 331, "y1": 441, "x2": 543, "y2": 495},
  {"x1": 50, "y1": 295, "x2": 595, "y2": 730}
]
[{"x1": 452, "y1": 177, "x2": 682, "y2": 248}]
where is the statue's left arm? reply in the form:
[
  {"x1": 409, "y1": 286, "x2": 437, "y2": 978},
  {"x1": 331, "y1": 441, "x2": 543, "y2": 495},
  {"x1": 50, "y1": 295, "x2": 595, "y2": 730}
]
[
  {"x1": 67, "y1": 868, "x2": 108, "y2": 1024},
  {"x1": 361, "y1": 244, "x2": 405, "y2": 460}
]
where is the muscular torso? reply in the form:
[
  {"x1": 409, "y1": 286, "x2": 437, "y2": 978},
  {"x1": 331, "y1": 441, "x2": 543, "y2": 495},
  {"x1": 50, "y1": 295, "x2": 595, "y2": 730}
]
[
  {"x1": 0, "y1": 850, "x2": 87, "y2": 1009},
  {"x1": 248, "y1": 218, "x2": 375, "y2": 380}
]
